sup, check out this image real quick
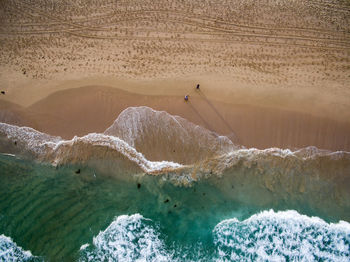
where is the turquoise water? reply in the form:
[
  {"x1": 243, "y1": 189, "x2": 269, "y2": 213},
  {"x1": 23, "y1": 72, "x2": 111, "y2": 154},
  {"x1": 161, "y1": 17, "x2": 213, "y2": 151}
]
[{"x1": 1, "y1": 153, "x2": 349, "y2": 261}]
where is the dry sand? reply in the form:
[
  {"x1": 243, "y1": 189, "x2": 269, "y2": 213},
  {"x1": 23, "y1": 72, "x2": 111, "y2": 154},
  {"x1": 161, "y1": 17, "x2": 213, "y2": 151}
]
[{"x1": 0, "y1": 0, "x2": 350, "y2": 151}]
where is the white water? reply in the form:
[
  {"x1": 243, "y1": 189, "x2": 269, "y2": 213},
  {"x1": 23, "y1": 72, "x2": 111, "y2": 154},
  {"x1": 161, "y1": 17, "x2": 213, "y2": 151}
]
[
  {"x1": 78, "y1": 210, "x2": 350, "y2": 261},
  {"x1": 1, "y1": 106, "x2": 349, "y2": 178},
  {"x1": 0, "y1": 234, "x2": 35, "y2": 261},
  {"x1": 79, "y1": 214, "x2": 171, "y2": 262},
  {"x1": 214, "y1": 210, "x2": 350, "y2": 261},
  {"x1": 0, "y1": 122, "x2": 183, "y2": 174},
  {"x1": 1, "y1": 107, "x2": 350, "y2": 261}
]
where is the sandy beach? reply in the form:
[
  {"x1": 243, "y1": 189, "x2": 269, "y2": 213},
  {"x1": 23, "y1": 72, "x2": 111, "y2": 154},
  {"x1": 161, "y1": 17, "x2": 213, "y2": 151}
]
[
  {"x1": 1, "y1": 82, "x2": 349, "y2": 151},
  {"x1": 0, "y1": 0, "x2": 350, "y2": 151},
  {"x1": 2, "y1": 1, "x2": 350, "y2": 260}
]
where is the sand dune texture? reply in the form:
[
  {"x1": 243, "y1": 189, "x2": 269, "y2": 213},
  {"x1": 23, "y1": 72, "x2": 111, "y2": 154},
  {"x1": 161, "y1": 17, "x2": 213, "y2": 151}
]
[{"x1": 0, "y1": 0, "x2": 349, "y2": 150}]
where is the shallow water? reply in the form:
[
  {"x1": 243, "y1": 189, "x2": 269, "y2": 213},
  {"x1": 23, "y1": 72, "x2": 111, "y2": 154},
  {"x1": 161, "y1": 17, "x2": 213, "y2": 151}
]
[
  {"x1": 0, "y1": 107, "x2": 350, "y2": 261},
  {"x1": 0, "y1": 154, "x2": 349, "y2": 261}
]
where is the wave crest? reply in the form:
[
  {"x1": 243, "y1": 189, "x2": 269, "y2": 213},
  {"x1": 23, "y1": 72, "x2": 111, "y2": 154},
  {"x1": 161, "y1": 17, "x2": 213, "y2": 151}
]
[
  {"x1": 79, "y1": 211, "x2": 350, "y2": 261},
  {"x1": 0, "y1": 234, "x2": 37, "y2": 261},
  {"x1": 51, "y1": 133, "x2": 183, "y2": 174},
  {"x1": 79, "y1": 214, "x2": 170, "y2": 262},
  {"x1": 1, "y1": 106, "x2": 349, "y2": 184},
  {"x1": 0, "y1": 122, "x2": 60, "y2": 157},
  {"x1": 214, "y1": 210, "x2": 350, "y2": 261}
]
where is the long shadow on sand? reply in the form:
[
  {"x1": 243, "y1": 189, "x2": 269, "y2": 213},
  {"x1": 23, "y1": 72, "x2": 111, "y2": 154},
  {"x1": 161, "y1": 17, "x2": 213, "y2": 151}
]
[
  {"x1": 186, "y1": 101, "x2": 215, "y2": 131},
  {"x1": 194, "y1": 90, "x2": 239, "y2": 144}
]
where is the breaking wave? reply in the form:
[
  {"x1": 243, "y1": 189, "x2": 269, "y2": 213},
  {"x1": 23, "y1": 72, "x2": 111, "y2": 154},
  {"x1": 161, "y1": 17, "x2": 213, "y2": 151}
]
[
  {"x1": 0, "y1": 122, "x2": 183, "y2": 175},
  {"x1": 0, "y1": 106, "x2": 349, "y2": 202},
  {"x1": 1, "y1": 106, "x2": 349, "y2": 175},
  {"x1": 78, "y1": 211, "x2": 350, "y2": 261},
  {"x1": 214, "y1": 210, "x2": 350, "y2": 261},
  {"x1": 0, "y1": 105, "x2": 349, "y2": 193},
  {"x1": 79, "y1": 214, "x2": 171, "y2": 262},
  {"x1": 1, "y1": 104, "x2": 350, "y2": 260},
  {"x1": 0, "y1": 234, "x2": 38, "y2": 261}
]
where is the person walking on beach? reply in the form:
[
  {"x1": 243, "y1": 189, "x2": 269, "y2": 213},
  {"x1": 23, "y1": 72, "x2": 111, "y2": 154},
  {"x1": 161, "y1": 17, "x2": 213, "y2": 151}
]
[
  {"x1": 196, "y1": 84, "x2": 200, "y2": 90},
  {"x1": 184, "y1": 95, "x2": 189, "y2": 101}
]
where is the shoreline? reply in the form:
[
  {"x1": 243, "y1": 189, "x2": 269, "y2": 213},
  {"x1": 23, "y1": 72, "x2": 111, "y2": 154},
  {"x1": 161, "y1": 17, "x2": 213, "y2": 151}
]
[
  {"x1": 1, "y1": 80, "x2": 350, "y2": 151},
  {"x1": 1, "y1": 74, "x2": 350, "y2": 122},
  {"x1": 0, "y1": 0, "x2": 349, "y2": 152},
  {"x1": 1, "y1": 0, "x2": 350, "y2": 260}
]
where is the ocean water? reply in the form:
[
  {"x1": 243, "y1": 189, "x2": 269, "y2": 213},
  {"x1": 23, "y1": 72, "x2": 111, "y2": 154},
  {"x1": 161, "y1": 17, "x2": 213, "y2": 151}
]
[{"x1": 0, "y1": 106, "x2": 349, "y2": 261}]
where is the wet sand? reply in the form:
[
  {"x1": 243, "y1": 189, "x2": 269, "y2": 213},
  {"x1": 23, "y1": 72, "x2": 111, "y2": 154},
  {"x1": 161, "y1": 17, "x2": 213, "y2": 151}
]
[
  {"x1": 0, "y1": 0, "x2": 349, "y2": 151},
  {"x1": 1, "y1": 84, "x2": 350, "y2": 151}
]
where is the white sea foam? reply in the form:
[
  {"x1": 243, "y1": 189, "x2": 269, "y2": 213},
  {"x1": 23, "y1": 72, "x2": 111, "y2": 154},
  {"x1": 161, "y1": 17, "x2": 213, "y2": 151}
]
[
  {"x1": 220, "y1": 146, "x2": 347, "y2": 163},
  {"x1": 79, "y1": 214, "x2": 171, "y2": 262},
  {"x1": 213, "y1": 210, "x2": 350, "y2": 262},
  {"x1": 0, "y1": 122, "x2": 183, "y2": 174},
  {"x1": 199, "y1": 145, "x2": 350, "y2": 176},
  {"x1": 0, "y1": 153, "x2": 16, "y2": 157},
  {"x1": 78, "y1": 211, "x2": 350, "y2": 261},
  {"x1": 52, "y1": 133, "x2": 183, "y2": 173},
  {"x1": 0, "y1": 123, "x2": 60, "y2": 153},
  {"x1": 0, "y1": 234, "x2": 35, "y2": 261},
  {"x1": 80, "y1": 244, "x2": 89, "y2": 251},
  {"x1": 1, "y1": 107, "x2": 349, "y2": 178},
  {"x1": 105, "y1": 106, "x2": 237, "y2": 164}
]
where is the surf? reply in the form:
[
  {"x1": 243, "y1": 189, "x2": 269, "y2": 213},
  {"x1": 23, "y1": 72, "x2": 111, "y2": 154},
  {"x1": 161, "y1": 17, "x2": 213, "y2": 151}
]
[
  {"x1": 1, "y1": 106, "x2": 350, "y2": 260},
  {"x1": 1, "y1": 107, "x2": 350, "y2": 218},
  {"x1": 0, "y1": 234, "x2": 39, "y2": 261},
  {"x1": 79, "y1": 211, "x2": 350, "y2": 261}
]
